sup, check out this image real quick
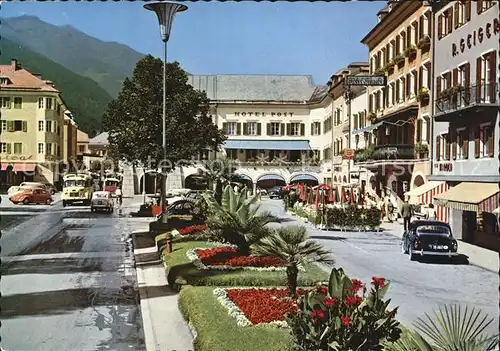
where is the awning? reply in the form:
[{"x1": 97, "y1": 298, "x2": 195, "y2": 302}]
[
  {"x1": 223, "y1": 139, "x2": 311, "y2": 151},
  {"x1": 12, "y1": 163, "x2": 36, "y2": 172},
  {"x1": 1, "y1": 163, "x2": 12, "y2": 171},
  {"x1": 405, "y1": 181, "x2": 444, "y2": 198},
  {"x1": 434, "y1": 182, "x2": 499, "y2": 212},
  {"x1": 289, "y1": 174, "x2": 318, "y2": 183},
  {"x1": 351, "y1": 122, "x2": 383, "y2": 135},
  {"x1": 256, "y1": 174, "x2": 286, "y2": 182}
]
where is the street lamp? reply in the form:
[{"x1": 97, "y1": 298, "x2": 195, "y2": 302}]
[{"x1": 144, "y1": 1, "x2": 188, "y2": 224}]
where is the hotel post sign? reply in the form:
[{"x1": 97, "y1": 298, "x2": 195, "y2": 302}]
[{"x1": 345, "y1": 75, "x2": 386, "y2": 86}]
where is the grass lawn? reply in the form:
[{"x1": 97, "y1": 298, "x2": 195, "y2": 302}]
[
  {"x1": 164, "y1": 240, "x2": 328, "y2": 288},
  {"x1": 179, "y1": 285, "x2": 294, "y2": 351}
]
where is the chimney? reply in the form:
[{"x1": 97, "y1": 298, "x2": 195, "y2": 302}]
[{"x1": 11, "y1": 59, "x2": 19, "y2": 70}]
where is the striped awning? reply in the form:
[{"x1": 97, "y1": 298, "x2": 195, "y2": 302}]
[
  {"x1": 405, "y1": 181, "x2": 445, "y2": 198},
  {"x1": 434, "y1": 182, "x2": 499, "y2": 212}
]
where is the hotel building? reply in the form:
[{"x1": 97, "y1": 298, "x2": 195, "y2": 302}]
[
  {"x1": 430, "y1": 0, "x2": 499, "y2": 252},
  {"x1": 360, "y1": 0, "x2": 435, "y2": 215},
  {"x1": 0, "y1": 59, "x2": 67, "y2": 187}
]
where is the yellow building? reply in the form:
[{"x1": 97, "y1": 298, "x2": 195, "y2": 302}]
[
  {"x1": 63, "y1": 110, "x2": 78, "y2": 171},
  {"x1": 359, "y1": 0, "x2": 433, "y2": 209},
  {"x1": 0, "y1": 59, "x2": 66, "y2": 187},
  {"x1": 77, "y1": 129, "x2": 89, "y2": 157}
]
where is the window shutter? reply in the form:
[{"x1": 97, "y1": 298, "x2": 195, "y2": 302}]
[
  {"x1": 487, "y1": 130, "x2": 494, "y2": 157},
  {"x1": 419, "y1": 66, "x2": 423, "y2": 89},
  {"x1": 369, "y1": 95, "x2": 373, "y2": 112},
  {"x1": 318, "y1": 122, "x2": 321, "y2": 134},
  {"x1": 354, "y1": 115, "x2": 359, "y2": 130},
  {"x1": 447, "y1": 9, "x2": 453, "y2": 34},
  {"x1": 489, "y1": 51, "x2": 496, "y2": 103},
  {"x1": 6, "y1": 143, "x2": 11, "y2": 154},
  {"x1": 477, "y1": 0, "x2": 483, "y2": 14},
  {"x1": 416, "y1": 119, "x2": 422, "y2": 141},
  {"x1": 476, "y1": 56, "x2": 482, "y2": 102},
  {"x1": 236, "y1": 123, "x2": 242, "y2": 135},
  {"x1": 406, "y1": 26, "x2": 411, "y2": 47},
  {"x1": 463, "y1": 131, "x2": 469, "y2": 159},
  {"x1": 419, "y1": 16, "x2": 424, "y2": 39},
  {"x1": 453, "y1": 68, "x2": 458, "y2": 86},
  {"x1": 22, "y1": 121, "x2": 27, "y2": 132},
  {"x1": 300, "y1": 123, "x2": 305, "y2": 136},
  {"x1": 310, "y1": 123, "x2": 314, "y2": 135},
  {"x1": 464, "y1": 62, "x2": 471, "y2": 102},
  {"x1": 436, "y1": 136, "x2": 441, "y2": 161},
  {"x1": 222, "y1": 122, "x2": 228, "y2": 134},
  {"x1": 427, "y1": 13, "x2": 432, "y2": 37},
  {"x1": 451, "y1": 129, "x2": 457, "y2": 160},
  {"x1": 266, "y1": 123, "x2": 271, "y2": 136},
  {"x1": 405, "y1": 74, "x2": 411, "y2": 97},
  {"x1": 286, "y1": 123, "x2": 291, "y2": 136},
  {"x1": 280, "y1": 123, "x2": 286, "y2": 136},
  {"x1": 474, "y1": 126, "x2": 480, "y2": 158},
  {"x1": 465, "y1": 0, "x2": 471, "y2": 21},
  {"x1": 438, "y1": 15, "x2": 443, "y2": 39},
  {"x1": 242, "y1": 123, "x2": 247, "y2": 135},
  {"x1": 414, "y1": 71, "x2": 418, "y2": 94},
  {"x1": 445, "y1": 134, "x2": 451, "y2": 160},
  {"x1": 454, "y1": 2, "x2": 460, "y2": 28},
  {"x1": 436, "y1": 76, "x2": 442, "y2": 96},
  {"x1": 257, "y1": 123, "x2": 262, "y2": 135},
  {"x1": 396, "y1": 82, "x2": 400, "y2": 102},
  {"x1": 396, "y1": 34, "x2": 400, "y2": 54},
  {"x1": 7, "y1": 120, "x2": 14, "y2": 132},
  {"x1": 447, "y1": 71, "x2": 452, "y2": 88}
]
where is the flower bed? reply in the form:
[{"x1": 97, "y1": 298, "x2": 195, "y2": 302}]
[
  {"x1": 178, "y1": 224, "x2": 206, "y2": 235},
  {"x1": 213, "y1": 287, "x2": 312, "y2": 327},
  {"x1": 187, "y1": 245, "x2": 301, "y2": 272}
]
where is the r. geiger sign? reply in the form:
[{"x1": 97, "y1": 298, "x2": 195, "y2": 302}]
[{"x1": 451, "y1": 17, "x2": 500, "y2": 57}]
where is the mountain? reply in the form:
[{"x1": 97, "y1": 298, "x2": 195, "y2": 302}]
[
  {"x1": 1, "y1": 38, "x2": 113, "y2": 137},
  {"x1": 2, "y1": 15, "x2": 146, "y2": 97}
]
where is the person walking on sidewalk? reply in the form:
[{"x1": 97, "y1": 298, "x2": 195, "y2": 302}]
[{"x1": 401, "y1": 199, "x2": 413, "y2": 231}]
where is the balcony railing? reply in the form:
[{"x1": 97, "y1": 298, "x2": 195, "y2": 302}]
[
  {"x1": 232, "y1": 158, "x2": 321, "y2": 167},
  {"x1": 436, "y1": 82, "x2": 499, "y2": 113},
  {"x1": 354, "y1": 144, "x2": 415, "y2": 163}
]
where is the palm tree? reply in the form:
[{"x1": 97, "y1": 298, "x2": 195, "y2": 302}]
[
  {"x1": 203, "y1": 184, "x2": 283, "y2": 254},
  {"x1": 200, "y1": 159, "x2": 234, "y2": 204},
  {"x1": 252, "y1": 226, "x2": 334, "y2": 297},
  {"x1": 384, "y1": 305, "x2": 499, "y2": 351}
]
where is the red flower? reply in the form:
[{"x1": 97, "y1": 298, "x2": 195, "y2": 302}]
[
  {"x1": 344, "y1": 295, "x2": 362, "y2": 307},
  {"x1": 350, "y1": 279, "x2": 364, "y2": 293},
  {"x1": 371, "y1": 277, "x2": 386, "y2": 289},
  {"x1": 195, "y1": 247, "x2": 285, "y2": 267},
  {"x1": 179, "y1": 224, "x2": 207, "y2": 235},
  {"x1": 341, "y1": 316, "x2": 351, "y2": 326},
  {"x1": 316, "y1": 286, "x2": 328, "y2": 295},
  {"x1": 310, "y1": 309, "x2": 325, "y2": 324},
  {"x1": 323, "y1": 298, "x2": 337, "y2": 307}
]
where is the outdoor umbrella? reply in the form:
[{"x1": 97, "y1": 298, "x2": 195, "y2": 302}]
[
  {"x1": 314, "y1": 187, "x2": 320, "y2": 208},
  {"x1": 333, "y1": 187, "x2": 340, "y2": 203},
  {"x1": 349, "y1": 188, "x2": 356, "y2": 204},
  {"x1": 328, "y1": 188, "x2": 334, "y2": 203},
  {"x1": 340, "y1": 188, "x2": 347, "y2": 204}
]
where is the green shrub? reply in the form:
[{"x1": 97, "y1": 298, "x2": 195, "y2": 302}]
[{"x1": 325, "y1": 206, "x2": 381, "y2": 229}]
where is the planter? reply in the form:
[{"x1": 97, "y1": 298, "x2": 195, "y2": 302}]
[
  {"x1": 404, "y1": 46, "x2": 417, "y2": 60},
  {"x1": 417, "y1": 36, "x2": 431, "y2": 51},
  {"x1": 393, "y1": 55, "x2": 405, "y2": 67}
]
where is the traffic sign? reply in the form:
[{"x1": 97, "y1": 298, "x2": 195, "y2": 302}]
[{"x1": 346, "y1": 75, "x2": 386, "y2": 86}]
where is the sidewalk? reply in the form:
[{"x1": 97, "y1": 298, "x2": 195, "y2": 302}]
[
  {"x1": 132, "y1": 230, "x2": 194, "y2": 351},
  {"x1": 383, "y1": 219, "x2": 499, "y2": 273}
]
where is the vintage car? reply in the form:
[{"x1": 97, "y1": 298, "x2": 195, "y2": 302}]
[
  {"x1": 9, "y1": 187, "x2": 53, "y2": 205},
  {"x1": 268, "y1": 186, "x2": 284, "y2": 199},
  {"x1": 90, "y1": 191, "x2": 114, "y2": 212},
  {"x1": 401, "y1": 220, "x2": 458, "y2": 261},
  {"x1": 412, "y1": 203, "x2": 430, "y2": 220}
]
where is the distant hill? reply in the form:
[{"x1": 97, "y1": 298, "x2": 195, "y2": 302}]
[
  {"x1": 2, "y1": 15, "x2": 146, "y2": 97},
  {"x1": 1, "y1": 38, "x2": 113, "y2": 137}
]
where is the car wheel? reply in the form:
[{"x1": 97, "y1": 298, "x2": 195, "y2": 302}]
[
  {"x1": 23, "y1": 198, "x2": 30, "y2": 205},
  {"x1": 45, "y1": 198, "x2": 52, "y2": 205}
]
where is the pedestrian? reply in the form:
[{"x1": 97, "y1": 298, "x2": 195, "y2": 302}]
[
  {"x1": 426, "y1": 203, "x2": 436, "y2": 220},
  {"x1": 387, "y1": 199, "x2": 394, "y2": 223},
  {"x1": 115, "y1": 187, "x2": 123, "y2": 206},
  {"x1": 401, "y1": 199, "x2": 413, "y2": 231}
]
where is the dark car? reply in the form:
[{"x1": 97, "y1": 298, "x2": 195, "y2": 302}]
[
  {"x1": 401, "y1": 220, "x2": 458, "y2": 261},
  {"x1": 268, "y1": 186, "x2": 283, "y2": 199}
]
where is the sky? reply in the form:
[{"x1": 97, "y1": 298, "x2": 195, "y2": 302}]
[{"x1": 1, "y1": 1, "x2": 384, "y2": 86}]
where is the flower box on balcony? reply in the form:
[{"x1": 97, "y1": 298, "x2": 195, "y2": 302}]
[
  {"x1": 374, "y1": 68, "x2": 385, "y2": 76},
  {"x1": 404, "y1": 45, "x2": 417, "y2": 59},
  {"x1": 417, "y1": 35, "x2": 431, "y2": 50},
  {"x1": 392, "y1": 54, "x2": 405, "y2": 67},
  {"x1": 368, "y1": 112, "x2": 377, "y2": 122},
  {"x1": 383, "y1": 62, "x2": 394, "y2": 74},
  {"x1": 440, "y1": 85, "x2": 464, "y2": 99},
  {"x1": 416, "y1": 88, "x2": 430, "y2": 103},
  {"x1": 414, "y1": 142, "x2": 429, "y2": 159}
]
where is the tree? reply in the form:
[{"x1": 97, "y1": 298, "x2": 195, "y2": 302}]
[
  {"x1": 102, "y1": 55, "x2": 225, "y2": 168},
  {"x1": 252, "y1": 226, "x2": 333, "y2": 297}
]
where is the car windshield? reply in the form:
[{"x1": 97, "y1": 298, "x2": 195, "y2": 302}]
[
  {"x1": 416, "y1": 225, "x2": 451, "y2": 236},
  {"x1": 64, "y1": 180, "x2": 87, "y2": 187},
  {"x1": 105, "y1": 180, "x2": 119, "y2": 186}
]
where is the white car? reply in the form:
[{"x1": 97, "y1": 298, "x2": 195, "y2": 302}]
[{"x1": 90, "y1": 191, "x2": 114, "y2": 212}]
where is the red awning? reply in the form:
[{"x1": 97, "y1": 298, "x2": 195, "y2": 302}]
[
  {"x1": 12, "y1": 163, "x2": 36, "y2": 173},
  {"x1": 1, "y1": 163, "x2": 11, "y2": 171}
]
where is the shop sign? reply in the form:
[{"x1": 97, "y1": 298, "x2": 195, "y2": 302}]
[
  {"x1": 437, "y1": 162, "x2": 453, "y2": 172},
  {"x1": 343, "y1": 149, "x2": 355, "y2": 160},
  {"x1": 233, "y1": 112, "x2": 294, "y2": 117},
  {"x1": 345, "y1": 75, "x2": 386, "y2": 86},
  {"x1": 3, "y1": 155, "x2": 33, "y2": 161},
  {"x1": 452, "y1": 18, "x2": 500, "y2": 57}
]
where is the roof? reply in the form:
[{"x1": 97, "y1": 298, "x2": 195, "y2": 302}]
[
  {"x1": 308, "y1": 85, "x2": 330, "y2": 104},
  {"x1": 89, "y1": 132, "x2": 109, "y2": 146},
  {"x1": 77, "y1": 129, "x2": 89, "y2": 143},
  {"x1": 223, "y1": 139, "x2": 311, "y2": 151},
  {"x1": 0, "y1": 59, "x2": 59, "y2": 92},
  {"x1": 187, "y1": 74, "x2": 317, "y2": 102}
]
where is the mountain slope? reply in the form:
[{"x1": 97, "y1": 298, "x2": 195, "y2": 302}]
[
  {"x1": 2, "y1": 15, "x2": 145, "y2": 97},
  {"x1": 1, "y1": 38, "x2": 113, "y2": 137}
]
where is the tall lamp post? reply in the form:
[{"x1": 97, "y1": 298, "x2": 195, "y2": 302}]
[{"x1": 144, "y1": 2, "x2": 188, "y2": 224}]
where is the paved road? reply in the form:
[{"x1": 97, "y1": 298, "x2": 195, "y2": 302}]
[
  {"x1": 1, "y1": 197, "x2": 147, "y2": 351},
  {"x1": 261, "y1": 199, "x2": 499, "y2": 335}
]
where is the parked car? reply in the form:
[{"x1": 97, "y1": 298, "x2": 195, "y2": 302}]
[
  {"x1": 7, "y1": 182, "x2": 45, "y2": 196},
  {"x1": 9, "y1": 187, "x2": 53, "y2": 205},
  {"x1": 401, "y1": 220, "x2": 458, "y2": 261},
  {"x1": 413, "y1": 203, "x2": 429, "y2": 220},
  {"x1": 268, "y1": 186, "x2": 283, "y2": 199},
  {"x1": 184, "y1": 190, "x2": 204, "y2": 201},
  {"x1": 90, "y1": 191, "x2": 114, "y2": 212}
]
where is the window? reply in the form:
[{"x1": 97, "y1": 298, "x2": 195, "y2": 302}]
[
  {"x1": 246, "y1": 122, "x2": 258, "y2": 136},
  {"x1": 38, "y1": 143, "x2": 44, "y2": 154},
  {"x1": 456, "y1": 129, "x2": 469, "y2": 159},
  {"x1": 389, "y1": 40, "x2": 395, "y2": 61},
  {"x1": 46, "y1": 143, "x2": 53, "y2": 155},
  {"x1": 411, "y1": 21, "x2": 418, "y2": 45},
  {"x1": 409, "y1": 71, "x2": 417, "y2": 98},
  {"x1": 270, "y1": 122, "x2": 281, "y2": 136},
  {"x1": 1, "y1": 143, "x2": 10, "y2": 153},
  {"x1": 38, "y1": 121, "x2": 44, "y2": 132},
  {"x1": 57, "y1": 145, "x2": 61, "y2": 157},
  {"x1": 416, "y1": 119, "x2": 423, "y2": 142},
  {"x1": 46, "y1": 120, "x2": 53, "y2": 133},
  {"x1": 79, "y1": 145, "x2": 86, "y2": 153},
  {"x1": 1, "y1": 120, "x2": 6, "y2": 131},
  {"x1": 311, "y1": 122, "x2": 321, "y2": 136},
  {"x1": 13, "y1": 97, "x2": 22, "y2": 109},
  {"x1": 479, "y1": 53, "x2": 493, "y2": 102},
  {"x1": 481, "y1": 125, "x2": 494, "y2": 157},
  {"x1": 478, "y1": 0, "x2": 497, "y2": 14},
  {"x1": 46, "y1": 98, "x2": 53, "y2": 110},
  {"x1": 289, "y1": 122, "x2": 302, "y2": 136},
  {"x1": 38, "y1": 97, "x2": 44, "y2": 109},
  {"x1": 399, "y1": 31, "x2": 406, "y2": 53},
  {"x1": 13, "y1": 143, "x2": 22, "y2": 154},
  {"x1": 438, "y1": 8, "x2": 453, "y2": 39},
  {"x1": 14, "y1": 120, "x2": 23, "y2": 131},
  {"x1": 0, "y1": 97, "x2": 11, "y2": 108},
  {"x1": 441, "y1": 133, "x2": 449, "y2": 160},
  {"x1": 224, "y1": 122, "x2": 238, "y2": 135},
  {"x1": 397, "y1": 78, "x2": 405, "y2": 103},
  {"x1": 57, "y1": 126, "x2": 61, "y2": 136}
]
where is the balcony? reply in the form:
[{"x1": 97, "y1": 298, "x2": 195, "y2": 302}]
[
  {"x1": 435, "y1": 82, "x2": 499, "y2": 120},
  {"x1": 354, "y1": 144, "x2": 416, "y2": 164}
]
